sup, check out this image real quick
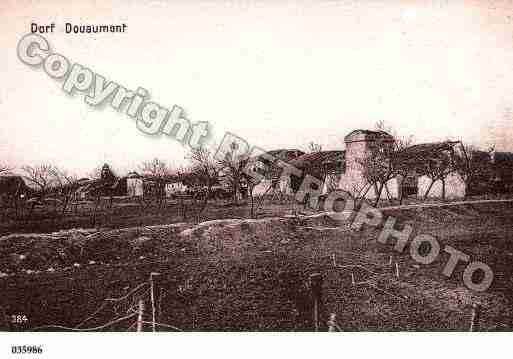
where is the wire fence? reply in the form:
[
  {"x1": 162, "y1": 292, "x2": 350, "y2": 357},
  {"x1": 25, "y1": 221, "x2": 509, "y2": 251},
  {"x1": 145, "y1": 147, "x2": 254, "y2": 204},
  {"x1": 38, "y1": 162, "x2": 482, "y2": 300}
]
[
  {"x1": 27, "y1": 273, "x2": 182, "y2": 332},
  {"x1": 13, "y1": 238, "x2": 483, "y2": 332},
  {"x1": 315, "y1": 249, "x2": 483, "y2": 332}
]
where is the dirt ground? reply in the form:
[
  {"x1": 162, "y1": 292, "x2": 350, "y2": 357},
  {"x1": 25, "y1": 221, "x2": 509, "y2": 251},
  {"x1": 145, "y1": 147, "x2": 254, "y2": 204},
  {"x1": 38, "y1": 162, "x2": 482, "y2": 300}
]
[
  {"x1": 1, "y1": 199, "x2": 512, "y2": 331},
  {"x1": 0, "y1": 198, "x2": 294, "y2": 236}
]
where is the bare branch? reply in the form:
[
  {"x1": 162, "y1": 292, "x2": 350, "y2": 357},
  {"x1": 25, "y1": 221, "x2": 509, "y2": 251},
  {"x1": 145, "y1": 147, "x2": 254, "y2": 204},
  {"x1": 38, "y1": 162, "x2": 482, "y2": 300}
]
[
  {"x1": 22, "y1": 164, "x2": 58, "y2": 195},
  {"x1": 140, "y1": 158, "x2": 173, "y2": 179},
  {"x1": 183, "y1": 147, "x2": 222, "y2": 221},
  {"x1": 308, "y1": 142, "x2": 323, "y2": 153},
  {"x1": 0, "y1": 163, "x2": 13, "y2": 175},
  {"x1": 139, "y1": 158, "x2": 176, "y2": 208}
]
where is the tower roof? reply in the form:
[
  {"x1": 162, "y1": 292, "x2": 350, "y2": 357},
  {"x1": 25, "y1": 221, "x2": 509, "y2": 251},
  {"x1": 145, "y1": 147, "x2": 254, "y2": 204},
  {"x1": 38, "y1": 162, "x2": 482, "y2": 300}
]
[{"x1": 344, "y1": 129, "x2": 394, "y2": 143}]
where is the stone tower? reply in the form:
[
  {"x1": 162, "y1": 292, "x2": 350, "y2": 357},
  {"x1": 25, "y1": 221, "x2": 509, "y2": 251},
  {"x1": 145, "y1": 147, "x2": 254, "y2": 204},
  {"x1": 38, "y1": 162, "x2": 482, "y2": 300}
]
[{"x1": 338, "y1": 129, "x2": 395, "y2": 198}]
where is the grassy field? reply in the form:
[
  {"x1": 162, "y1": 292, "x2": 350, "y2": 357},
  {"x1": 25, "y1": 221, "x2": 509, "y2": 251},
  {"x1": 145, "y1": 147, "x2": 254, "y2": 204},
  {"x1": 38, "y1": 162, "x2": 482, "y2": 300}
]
[{"x1": 1, "y1": 199, "x2": 512, "y2": 331}]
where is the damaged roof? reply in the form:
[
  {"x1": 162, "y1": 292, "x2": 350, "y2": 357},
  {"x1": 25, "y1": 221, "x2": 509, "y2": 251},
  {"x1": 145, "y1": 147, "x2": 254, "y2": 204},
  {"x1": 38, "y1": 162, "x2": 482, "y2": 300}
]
[
  {"x1": 255, "y1": 149, "x2": 305, "y2": 163},
  {"x1": 289, "y1": 150, "x2": 346, "y2": 179},
  {"x1": 397, "y1": 141, "x2": 460, "y2": 163}
]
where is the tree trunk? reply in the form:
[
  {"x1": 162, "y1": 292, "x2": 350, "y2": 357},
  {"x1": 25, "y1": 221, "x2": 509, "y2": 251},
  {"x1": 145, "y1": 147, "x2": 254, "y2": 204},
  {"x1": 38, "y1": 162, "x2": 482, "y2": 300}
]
[
  {"x1": 384, "y1": 183, "x2": 393, "y2": 204},
  {"x1": 398, "y1": 174, "x2": 407, "y2": 205},
  {"x1": 61, "y1": 194, "x2": 70, "y2": 217},
  {"x1": 398, "y1": 181, "x2": 404, "y2": 205},
  {"x1": 28, "y1": 202, "x2": 36, "y2": 220},
  {"x1": 13, "y1": 195, "x2": 19, "y2": 220},
  {"x1": 92, "y1": 194, "x2": 101, "y2": 227},
  {"x1": 355, "y1": 183, "x2": 372, "y2": 209},
  {"x1": 254, "y1": 183, "x2": 273, "y2": 214},
  {"x1": 158, "y1": 182, "x2": 165, "y2": 210},
  {"x1": 373, "y1": 183, "x2": 385, "y2": 207},
  {"x1": 233, "y1": 179, "x2": 239, "y2": 205},
  {"x1": 423, "y1": 179, "x2": 435, "y2": 200},
  {"x1": 195, "y1": 185, "x2": 211, "y2": 223},
  {"x1": 27, "y1": 192, "x2": 42, "y2": 220},
  {"x1": 441, "y1": 178, "x2": 446, "y2": 200},
  {"x1": 179, "y1": 195, "x2": 187, "y2": 221},
  {"x1": 249, "y1": 188, "x2": 255, "y2": 218}
]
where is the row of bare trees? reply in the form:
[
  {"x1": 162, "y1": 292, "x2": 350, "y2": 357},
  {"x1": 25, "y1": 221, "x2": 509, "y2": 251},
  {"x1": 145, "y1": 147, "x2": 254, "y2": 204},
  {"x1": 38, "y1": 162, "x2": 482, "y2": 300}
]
[
  {"x1": 186, "y1": 142, "x2": 269, "y2": 219},
  {"x1": 1, "y1": 126, "x2": 496, "y2": 225},
  {"x1": 1, "y1": 145, "x2": 249, "y2": 223}
]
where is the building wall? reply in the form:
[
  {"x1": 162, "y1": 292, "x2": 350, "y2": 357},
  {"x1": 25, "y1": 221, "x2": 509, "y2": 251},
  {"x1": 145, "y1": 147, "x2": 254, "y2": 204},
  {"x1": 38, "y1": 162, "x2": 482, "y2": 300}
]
[
  {"x1": 252, "y1": 179, "x2": 273, "y2": 195},
  {"x1": 372, "y1": 178, "x2": 400, "y2": 199},
  {"x1": 338, "y1": 172, "x2": 400, "y2": 199},
  {"x1": 279, "y1": 176, "x2": 294, "y2": 195},
  {"x1": 338, "y1": 134, "x2": 369, "y2": 197},
  {"x1": 252, "y1": 177, "x2": 295, "y2": 196},
  {"x1": 345, "y1": 139, "x2": 369, "y2": 174},
  {"x1": 338, "y1": 168, "x2": 367, "y2": 197},
  {"x1": 322, "y1": 173, "x2": 342, "y2": 194},
  {"x1": 165, "y1": 182, "x2": 186, "y2": 197},
  {"x1": 127, "y1": 178, "x2": 144, "y2": 197},
  {"x1": 338, "y1": 132, "x2": 398, "y2": 199},
  {"x1": 417, "y1": 173, "x2": 465, "y2": 199}
]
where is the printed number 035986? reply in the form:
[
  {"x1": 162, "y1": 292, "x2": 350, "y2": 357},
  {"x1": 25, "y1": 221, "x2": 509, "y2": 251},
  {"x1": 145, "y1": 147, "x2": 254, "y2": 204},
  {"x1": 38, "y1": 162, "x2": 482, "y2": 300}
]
[{"x1": 11, "y1": 346, "x2": 43, "y2": 354}]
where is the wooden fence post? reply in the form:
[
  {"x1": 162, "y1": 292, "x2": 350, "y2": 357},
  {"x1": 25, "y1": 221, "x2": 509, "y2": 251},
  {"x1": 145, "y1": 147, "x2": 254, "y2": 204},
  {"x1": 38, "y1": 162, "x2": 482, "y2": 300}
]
[
  {"x1": 395, "y1": 262, "x2": 400, "y2": 279},
  {"x1": 310, "y1": 273, "x2": 323, "y2": 332},
  {"x1": 150, "y1": 272, "x2": 162, "y2": 332},
  {"x1": 470, "y1": 303, "x2": 481, "y2": 332},
  {"x1": 137, "y1": 299, "x2": 145, "y2": 332},
  {"x1": 328, "y1": 313, "x2": 337, "y2": 332}
]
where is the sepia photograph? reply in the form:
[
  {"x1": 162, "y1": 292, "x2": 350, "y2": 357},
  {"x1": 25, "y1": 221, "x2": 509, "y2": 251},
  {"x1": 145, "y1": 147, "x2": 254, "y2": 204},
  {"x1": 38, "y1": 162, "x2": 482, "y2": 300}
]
[{"x1": 0, "y1": 0, "x2": 512, "y2": 357}]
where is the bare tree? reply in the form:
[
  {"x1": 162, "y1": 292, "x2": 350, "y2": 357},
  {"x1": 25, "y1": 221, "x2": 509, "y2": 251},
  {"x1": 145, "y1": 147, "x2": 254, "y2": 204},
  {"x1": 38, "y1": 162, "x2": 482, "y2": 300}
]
[
  {"x1": 174, "y1": 167, "x2": 189, "y2": 221},
  {"x1": 140, "y1": 158, "x2": 173, "y2": 209},
  {"x1": 22, "y1": 164, "x2": 58, "y2": 217},
  {"x1": 187, "y1": 147, "x2": 220, "y2": 222},
  {"x1": 308, "y1": 141, "x2": 323, "y2": 153},
  {"x1": 375, "y1": 120, "x2": 414, "y2": 149},
  {"x1": 245, "y1": 174, "x2": 257, "y2": 218},
  {"x1": 359, "y1": 120, "x2": 415, "y2": 206},
  {"x1": 217, "y1": 141, "x2": 249, "y2": 205},
  {"x1": 390, "y1": 136, "x2": 415, "y2": 205},
  {"x1": 359, "y1": 146, "x2": 397, "y2": 206},
  {"x1": 240, "y1": 159, "x2": 267, "y2": 218},
  {"x1": 348, "y1": 182, "x2": 373, "y2": 208},
  {"x1": 454, "y1": 143, "x2": 493, "y2": 198},
  {"x1": 0, "y1": 164, "x2": 21, "y2": 219},
  {"x1": 52, "y1": 168, "x2": 79, "y2": 217},
  {"x1": 0, "y1": 163, "x2": 12, "y2": 175},
  {"x1": 416, "y1": 145, "x2": 457, "y2": 200}
]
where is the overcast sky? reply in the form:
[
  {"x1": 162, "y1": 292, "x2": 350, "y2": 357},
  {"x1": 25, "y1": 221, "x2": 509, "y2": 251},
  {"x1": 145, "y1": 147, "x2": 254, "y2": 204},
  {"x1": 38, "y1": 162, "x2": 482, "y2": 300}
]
[{"x1": 1, "y1": 0, "x2": 513, "y2": 176}]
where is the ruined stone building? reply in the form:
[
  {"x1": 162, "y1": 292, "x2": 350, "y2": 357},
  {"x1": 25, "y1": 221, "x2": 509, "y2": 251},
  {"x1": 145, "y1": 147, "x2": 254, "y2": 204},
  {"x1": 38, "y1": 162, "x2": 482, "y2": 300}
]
[
  {"x1": 337, "y1": 130, "x2": 467, "y2": 200},
  {"x1": 337, "y1": 129, "x2": 400, "y2": 199},
  {"x1": 251, "y1": 149, "x2": 305, "y2": 196}
]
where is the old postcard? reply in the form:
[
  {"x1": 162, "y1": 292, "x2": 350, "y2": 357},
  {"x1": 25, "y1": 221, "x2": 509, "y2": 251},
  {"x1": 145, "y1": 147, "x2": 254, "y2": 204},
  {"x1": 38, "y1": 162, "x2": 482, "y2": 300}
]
[{"x1": 0, "y1": 0, "x2": 511, "y2": 358}]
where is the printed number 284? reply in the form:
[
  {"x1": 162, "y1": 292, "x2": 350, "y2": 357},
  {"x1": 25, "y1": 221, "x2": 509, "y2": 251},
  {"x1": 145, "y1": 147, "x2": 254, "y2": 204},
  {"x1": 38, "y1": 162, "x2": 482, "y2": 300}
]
[{"x1": 10, "y1": 315, "x2": 28, "y2": 324}]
